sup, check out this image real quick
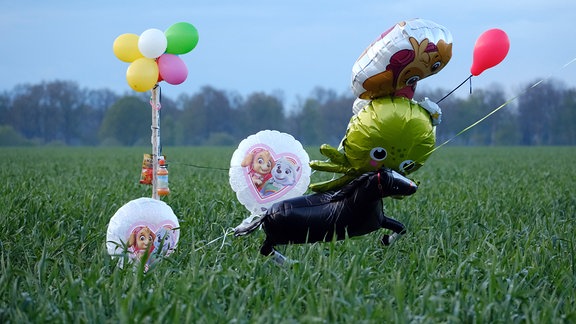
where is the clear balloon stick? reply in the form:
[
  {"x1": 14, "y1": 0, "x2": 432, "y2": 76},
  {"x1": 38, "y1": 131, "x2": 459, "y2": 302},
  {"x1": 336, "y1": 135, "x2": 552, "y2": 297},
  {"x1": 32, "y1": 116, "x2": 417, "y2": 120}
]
[{"x1": 150, "y1": 84, "x2": 161, "y2": 200}]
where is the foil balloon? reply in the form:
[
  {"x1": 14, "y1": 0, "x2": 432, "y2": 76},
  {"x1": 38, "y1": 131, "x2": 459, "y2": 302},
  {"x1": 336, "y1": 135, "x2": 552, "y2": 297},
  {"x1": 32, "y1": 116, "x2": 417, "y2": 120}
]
[
  {"x1": 229, "y1": 130, "x2": 311, "y2": 218},
  {"x1": 310, "y1": 96, "x2": 435, "y2": 192},
  {"x1": 351, "y1": 18, "x2": 453, "y2": 100},
  {"x1": 234, "y1": 167, "x2": 418, "y2": 263},
  {"x1": 470, "y1": 28, "x2": 510, "y2": 76},
  {"x1": 106, "y1": 197, "x2": 180, "y2": 271}
]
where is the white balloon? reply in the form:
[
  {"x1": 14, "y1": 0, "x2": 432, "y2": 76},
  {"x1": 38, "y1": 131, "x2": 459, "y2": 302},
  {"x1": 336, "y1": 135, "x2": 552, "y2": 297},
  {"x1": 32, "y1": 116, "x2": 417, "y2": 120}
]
[
  {"x1": 138, "y1": 28, "x2": 167, "y2": 59},
  {"x1": 229, "y1": 130, "x2": 311, "y2": 217},
  {"x1": 106, "y1": 197, "x2": 180, "y2": 270}
]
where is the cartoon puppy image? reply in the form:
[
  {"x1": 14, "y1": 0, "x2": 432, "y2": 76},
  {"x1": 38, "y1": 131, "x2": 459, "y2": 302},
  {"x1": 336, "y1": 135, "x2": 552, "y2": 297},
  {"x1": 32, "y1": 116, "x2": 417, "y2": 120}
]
[
  {"x1": 241, "y1": 148, "x2": 275, "y2": 191},
  {"x1": 361, "y1": 36, "x2": 452, "y2": 100},
  {"x1": 154, "y1": 226, "x2": 176, "y2": 255},
  {"x1": 128, "y1": 226, "x2": 156, "y2": 255},
  {"x1": 260, "y1": 157, "x2": 300, "y2": 196}
]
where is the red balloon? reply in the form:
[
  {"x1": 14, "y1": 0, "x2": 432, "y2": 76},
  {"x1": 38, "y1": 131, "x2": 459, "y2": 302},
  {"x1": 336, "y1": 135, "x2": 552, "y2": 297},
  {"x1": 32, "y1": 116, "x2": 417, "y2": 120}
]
[{"x1": 470, "y1": 28, "x2": 510, "y2": 76}]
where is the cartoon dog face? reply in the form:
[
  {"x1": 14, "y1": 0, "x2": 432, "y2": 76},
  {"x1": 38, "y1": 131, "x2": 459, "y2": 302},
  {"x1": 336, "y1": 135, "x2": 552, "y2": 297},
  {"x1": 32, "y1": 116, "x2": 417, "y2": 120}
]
[
  {"x1": 241, "y1": 148, "x2": 275, "y2": 188},
  {"x1": 361, "y1": 36, "x2": 452, "y2": 100},
  {"x1": 271, "y1": 157, "x2": 300, "y2": 186},
  {"x1": 154, "y1": 226, "x2": 176, "y2": 253},
  {"x1": 128, "y1": 226, "x2": 156, "y2": 252},
  {"x1": 242, "y1": 149, "x2": 274, "y2": 174}
]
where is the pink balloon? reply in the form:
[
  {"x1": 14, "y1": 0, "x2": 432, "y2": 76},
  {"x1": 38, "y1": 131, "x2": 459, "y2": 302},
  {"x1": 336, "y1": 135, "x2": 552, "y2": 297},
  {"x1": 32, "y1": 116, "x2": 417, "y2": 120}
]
[
  {"x1": 470, "y1": 29, "x2": 510, "y2": 76},
  {"x1": 157, "y1": 54, "x2": 188, "y2": 85}
]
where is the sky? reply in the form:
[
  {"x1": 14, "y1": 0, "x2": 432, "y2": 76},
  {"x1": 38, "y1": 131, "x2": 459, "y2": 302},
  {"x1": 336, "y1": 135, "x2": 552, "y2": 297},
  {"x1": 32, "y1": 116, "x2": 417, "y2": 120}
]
[{"x1": 2, "y1": 0, "x2": 576, "y2": 108}]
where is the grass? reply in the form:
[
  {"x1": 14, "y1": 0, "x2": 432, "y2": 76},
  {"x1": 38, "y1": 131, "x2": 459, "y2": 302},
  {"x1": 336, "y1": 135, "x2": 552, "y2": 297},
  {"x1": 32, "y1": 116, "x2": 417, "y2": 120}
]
[{"x1": 0, "y1": 146, "x2": 575, "y2": 323}]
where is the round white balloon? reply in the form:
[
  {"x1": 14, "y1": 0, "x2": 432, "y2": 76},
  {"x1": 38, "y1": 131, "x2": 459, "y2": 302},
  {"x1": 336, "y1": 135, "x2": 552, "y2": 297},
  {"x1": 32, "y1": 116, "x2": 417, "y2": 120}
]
[
  {"x1": 138, "y1": 28, "x2": 168, "y2": 59},
  {"x1": 106, "y1": 197, "x2": 180, "y2": 270},
  {"x1": 230, "y1": 130, "x2": 311, "y2": 216}
]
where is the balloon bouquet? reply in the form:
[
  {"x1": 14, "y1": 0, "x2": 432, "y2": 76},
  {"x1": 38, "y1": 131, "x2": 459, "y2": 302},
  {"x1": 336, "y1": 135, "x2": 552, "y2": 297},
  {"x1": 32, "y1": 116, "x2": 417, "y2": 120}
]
[
  {"x1": 231, "y1": 19, "x2": 509, "y2": 263},
  {"x1": 106, "y1": 22, "x2": 199, "y2": 272}
]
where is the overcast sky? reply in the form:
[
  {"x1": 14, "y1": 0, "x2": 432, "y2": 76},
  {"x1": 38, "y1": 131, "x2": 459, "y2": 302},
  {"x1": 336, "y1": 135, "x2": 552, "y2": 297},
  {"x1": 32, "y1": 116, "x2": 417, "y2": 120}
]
[{"x1": 2, "y1": 0, "x2": 575, "y2": 107}]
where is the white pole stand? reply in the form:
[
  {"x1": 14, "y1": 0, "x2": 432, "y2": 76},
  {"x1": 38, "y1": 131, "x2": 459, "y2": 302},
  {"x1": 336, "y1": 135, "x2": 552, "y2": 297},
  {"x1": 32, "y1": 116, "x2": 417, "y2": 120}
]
[{"x1": 150, "y1": 85, "x2": 161, "y2": 200}]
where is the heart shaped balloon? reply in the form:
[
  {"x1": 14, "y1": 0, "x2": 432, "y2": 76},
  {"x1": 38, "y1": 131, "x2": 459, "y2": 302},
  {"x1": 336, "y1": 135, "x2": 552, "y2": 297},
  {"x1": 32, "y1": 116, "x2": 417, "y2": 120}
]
[{"x1": 229, "y1": 130, "x2": 311, "y2": 216}]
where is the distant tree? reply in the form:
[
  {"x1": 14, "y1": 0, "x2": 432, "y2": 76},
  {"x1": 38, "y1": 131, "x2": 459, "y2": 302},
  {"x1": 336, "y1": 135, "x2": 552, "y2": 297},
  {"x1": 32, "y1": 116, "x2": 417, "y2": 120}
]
[
  {"x1": 99, "y1": 96, "x2": 149, "y2": 146},
  {"x1": 76, "y1": 89, "x2": 119, "y2": 145},
  {"x1": 432, "y1": 84, "x2": 514, "y2": 145},
  {"x1": 84, "y1": 88, "x2": 118, "y2": 111},
  {"x1": 553, "y1": 89, "x2": 576, "y2": 144},
  {"x1": 0, "y1": 91, "x2": 10, "y2": 126},
  {"x1": 296, "y1": 98, "x2": 323, "y2": 145},
  {"x1": 1, "y1": 78, "x2": 575, "y2": 146},
  {"x1": 7, "y1": 81, "x2": 97, "y2": 144},
  {"x1": 0, "y1": 125, "x2": 34, "y2": 146},
  {"x1": 9, "y1": 83, "x2": 47, "y2": 142},
  {"x1": 180, "y1": 86, "x2": 234, "y2": 145},
  {"x1": 517, "y1": 80, "x2": 564, "y2": 145},
  {"x1": 470, "y1": 86, "x2": 509, "y2": 145},
  {"x1": 314, "y1": 89, "x2": 354, "y2": 146},
  {"x1": 237, "y1": 92, "x2": 285, "y2": 137},
  {"x1": 288, "y1": 87, "x2": 354, "y2": 146}
]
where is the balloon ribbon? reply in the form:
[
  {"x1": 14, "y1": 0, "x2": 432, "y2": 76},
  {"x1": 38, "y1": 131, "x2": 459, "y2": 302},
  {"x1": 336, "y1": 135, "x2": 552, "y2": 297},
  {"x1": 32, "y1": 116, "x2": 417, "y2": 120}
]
[{"x1": 436, "y1": 74, "x2": 472, "y2": 104}]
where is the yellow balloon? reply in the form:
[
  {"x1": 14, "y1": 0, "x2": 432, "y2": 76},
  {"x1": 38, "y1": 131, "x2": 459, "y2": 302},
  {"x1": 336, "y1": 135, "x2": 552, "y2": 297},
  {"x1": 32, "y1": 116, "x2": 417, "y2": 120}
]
[
  {"x1": 126, "y1": 58, "x2": 159, "y2": 92},
  {"x1": 113, "y1": 33, "x2": 144, "y2": 63}
]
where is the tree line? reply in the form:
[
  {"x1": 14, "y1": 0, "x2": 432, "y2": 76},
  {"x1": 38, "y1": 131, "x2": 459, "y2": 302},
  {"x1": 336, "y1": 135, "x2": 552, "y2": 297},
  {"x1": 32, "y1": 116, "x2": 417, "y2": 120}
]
[{"x1": 1, "y1": 79, "x2": 575, "y2": 147}]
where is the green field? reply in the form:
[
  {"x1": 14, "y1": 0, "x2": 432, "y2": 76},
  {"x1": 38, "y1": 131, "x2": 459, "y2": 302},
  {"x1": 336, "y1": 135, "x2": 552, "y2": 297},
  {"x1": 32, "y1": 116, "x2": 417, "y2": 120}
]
[{"x1": 1, "y1": 146, "x2": 575, "y2": 323}]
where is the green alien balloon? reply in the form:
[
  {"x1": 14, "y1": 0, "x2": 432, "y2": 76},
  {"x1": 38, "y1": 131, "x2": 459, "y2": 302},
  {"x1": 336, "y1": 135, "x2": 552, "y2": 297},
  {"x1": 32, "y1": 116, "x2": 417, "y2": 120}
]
[{"x1": 309, "y1": 96, "x2": 435, "y2": 192}]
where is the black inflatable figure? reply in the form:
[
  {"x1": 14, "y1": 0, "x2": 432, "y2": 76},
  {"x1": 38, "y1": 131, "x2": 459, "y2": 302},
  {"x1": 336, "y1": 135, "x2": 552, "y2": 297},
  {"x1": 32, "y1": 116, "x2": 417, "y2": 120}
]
[{"x1": 234, "y1": 167, "x2": 417, "y2": 262}]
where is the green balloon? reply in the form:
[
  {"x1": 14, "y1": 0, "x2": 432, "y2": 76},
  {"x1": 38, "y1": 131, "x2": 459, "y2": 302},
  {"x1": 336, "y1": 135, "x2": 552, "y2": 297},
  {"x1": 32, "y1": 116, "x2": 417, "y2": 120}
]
[
  {"x1": 165, "y1": 22, "x2": 199, "y2": 55},
  {"x1": 309, "y1": 96, "x2": 435, "y2": 192},
  {"x1": 344, "y1": 96, "x2": 435, "y2": 174}
]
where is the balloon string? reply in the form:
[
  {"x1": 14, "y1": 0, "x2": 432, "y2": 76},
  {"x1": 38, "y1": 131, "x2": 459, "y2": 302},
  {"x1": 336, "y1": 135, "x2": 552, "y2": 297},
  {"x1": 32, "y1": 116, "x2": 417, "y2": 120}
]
[
  {"x1": 436, "y1": 74, "x2": 473, "y2": 104},
  {"x1": 422, "y1": 56, "x2": 576, "y2": 160},
  {"x1": 194, "y1": 228, "x2": 235, "y2": 252},
  {"x1": 171, "y1": 161, "x2": 229, "y2": 171}
]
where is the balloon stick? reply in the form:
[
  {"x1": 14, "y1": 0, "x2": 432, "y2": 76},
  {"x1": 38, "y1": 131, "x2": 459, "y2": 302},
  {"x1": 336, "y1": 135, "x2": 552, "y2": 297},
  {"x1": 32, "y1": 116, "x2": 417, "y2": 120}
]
[
  {"x1": 436, "y1": 74, "x2": 472, "y2": 104},
  {"x1": 150, "y1": 84, "x2": 161, "y2": 200}
]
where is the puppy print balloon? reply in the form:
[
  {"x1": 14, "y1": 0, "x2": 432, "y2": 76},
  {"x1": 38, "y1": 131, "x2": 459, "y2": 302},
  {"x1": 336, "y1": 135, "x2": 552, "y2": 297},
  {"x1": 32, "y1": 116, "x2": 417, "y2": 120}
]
[
  {"x1": 106, "y1": 198, "x2": 180, "y2": 272},
  {"x1": 229, "y1": 130, "x2": 311, "y2": 217},
  {"x1": 351, "y1": 18, "x2": 452, "y2": 100}
]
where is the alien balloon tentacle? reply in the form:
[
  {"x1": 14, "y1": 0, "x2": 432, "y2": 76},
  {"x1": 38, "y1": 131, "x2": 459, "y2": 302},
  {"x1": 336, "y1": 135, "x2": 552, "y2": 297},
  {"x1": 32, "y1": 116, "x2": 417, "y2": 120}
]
[{"x1": 234, "y1": 168, "x2": 418, "y2": 260}]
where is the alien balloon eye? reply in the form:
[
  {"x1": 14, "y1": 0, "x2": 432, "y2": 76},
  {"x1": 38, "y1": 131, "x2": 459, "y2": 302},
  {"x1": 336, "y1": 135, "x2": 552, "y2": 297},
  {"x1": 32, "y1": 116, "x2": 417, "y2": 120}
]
[
  {"x1": 399, "y1": 160, "x2": 416, "y2": 173},
  {"x1": 369, "y1": 147, "x2": 387, "y2": 161},
  {"x1": 431, "y1": 61, "x2": 442, "y2": 72}
]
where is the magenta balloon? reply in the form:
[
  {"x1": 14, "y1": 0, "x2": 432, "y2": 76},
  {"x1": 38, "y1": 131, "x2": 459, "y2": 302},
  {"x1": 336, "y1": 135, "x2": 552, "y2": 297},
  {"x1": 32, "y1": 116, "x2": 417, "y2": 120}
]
[
  {"x1": 157, "y1": 54, "x2": 188, "y2": 85},
  {"x1": 470, "y1": 28, "x2": 510, "y2": 76}
]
